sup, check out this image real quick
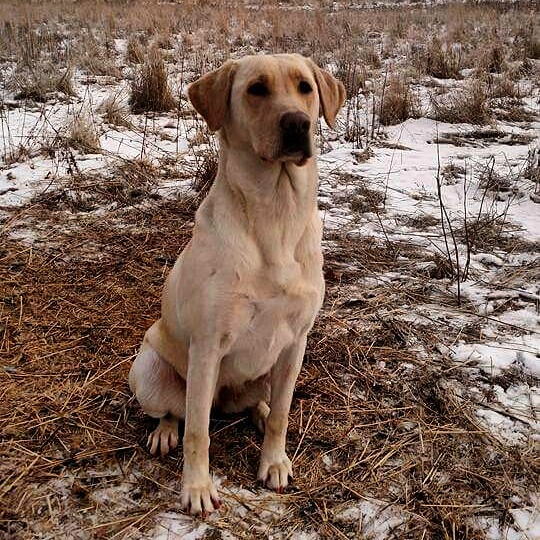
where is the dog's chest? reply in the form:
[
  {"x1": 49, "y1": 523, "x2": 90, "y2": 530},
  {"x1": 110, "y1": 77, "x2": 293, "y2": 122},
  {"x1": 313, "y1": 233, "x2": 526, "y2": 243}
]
[{"x1": 221, "y1": 267, "x2": 323, "y2": 382}]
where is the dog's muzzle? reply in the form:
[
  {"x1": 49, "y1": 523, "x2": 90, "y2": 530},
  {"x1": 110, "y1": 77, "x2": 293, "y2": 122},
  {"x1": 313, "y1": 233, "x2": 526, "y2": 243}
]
[{"x1": 279, "y1": 111, "x2": 312, "y2": 162}]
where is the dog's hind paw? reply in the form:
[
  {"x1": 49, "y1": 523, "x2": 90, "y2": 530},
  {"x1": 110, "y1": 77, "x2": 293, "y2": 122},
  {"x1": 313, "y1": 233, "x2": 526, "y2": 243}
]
[
  {"x1": 147, "y1": 416, "x2": 179, "y2": 456},
  {"x1": 250, "y1": 401, "x2": 270, "y2": 434}
]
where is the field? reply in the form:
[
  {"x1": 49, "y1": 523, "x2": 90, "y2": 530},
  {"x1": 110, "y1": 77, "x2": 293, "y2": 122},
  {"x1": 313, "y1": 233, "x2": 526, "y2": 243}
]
[{"x1": 0, "y1": 1, "x2": 539, "y2": 539}]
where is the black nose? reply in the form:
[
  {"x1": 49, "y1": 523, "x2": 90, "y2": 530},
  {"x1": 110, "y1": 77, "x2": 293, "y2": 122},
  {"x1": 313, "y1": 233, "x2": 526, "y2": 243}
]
[{"x1": 280, "y1": 111, "x2": 311, "y2": 134}]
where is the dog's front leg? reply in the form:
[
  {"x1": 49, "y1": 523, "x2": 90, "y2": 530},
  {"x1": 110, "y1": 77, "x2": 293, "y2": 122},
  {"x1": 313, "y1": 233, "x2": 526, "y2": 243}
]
[
  {"x1": 257, "y1": 335, "x2": 307, "y2": 491},
  {"x1": 181, "y1": 343, "x2": 221, "y2": 515}
]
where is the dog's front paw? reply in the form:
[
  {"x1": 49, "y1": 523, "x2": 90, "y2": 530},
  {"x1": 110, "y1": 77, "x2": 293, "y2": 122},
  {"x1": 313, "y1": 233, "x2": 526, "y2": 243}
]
[
  {"x1": 257, "y1": 450, "x2": 293, "y2": 491},
  {"x1": 181, "y1": 477, "x2": 221, "y2": 516}
]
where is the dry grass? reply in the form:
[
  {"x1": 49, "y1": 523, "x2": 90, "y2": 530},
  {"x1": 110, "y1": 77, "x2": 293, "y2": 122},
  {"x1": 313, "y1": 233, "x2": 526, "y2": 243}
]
[
  {"x1": 332, "y1": 175, "x2": 386, "y2": 215},
  {"x1": 430, "y1": 81, "x2": 492, "y2": 125},
  {"x1": 433, "y1": 129, "x2": 536, "y2": 147},
  {"x1": 456, "y1": 213, "x2": 523, "y2": 253},
  {"x1": 1, "y1": 174, "x2": 537, "y2": 539},
  {"x1": 9, "y1": 63, "x2": 75, "y2": 102},
  {"x1": 485, "y1": 73, "x2": 522, "y2": 99},
  {"x1": 129, "y1": 49, "x2": 176, "y2": 114},
  {"x1": 97, "y1": 93, "x2": 132, "y2": 128},
  {"x1": 0, "y1": 1, "x2": 539, "y2": 538},
  {"x1": 379, "y1": 75, "x2": 421, "y2": 126},
  {"x1": 416, "y1": 37, "x2": 462, "y2": 79},
  {"x1": 64, "y1": 114, "x2": 100, "y2": 154},
  {"x1": 30, "y1": 160, "x2": 159, "y2": 211},
  {"x1": 76, "y1": 33, "x2": 122, "y2": 79},
  {"x1": 478, "y1": 43, "x2": 507, "y2": 74},
  {"x1": 126, "y1": 35, "x2": 145, "y2": 64}
]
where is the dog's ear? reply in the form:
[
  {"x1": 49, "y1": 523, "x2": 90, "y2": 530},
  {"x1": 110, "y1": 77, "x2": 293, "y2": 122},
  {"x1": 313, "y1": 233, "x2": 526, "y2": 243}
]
[
  {"x1": 308, "y1": 59, "x2": 346, "y2": 128},
  {"x1": 188, "y1": 60, "x2": 237, "y2": 132}
]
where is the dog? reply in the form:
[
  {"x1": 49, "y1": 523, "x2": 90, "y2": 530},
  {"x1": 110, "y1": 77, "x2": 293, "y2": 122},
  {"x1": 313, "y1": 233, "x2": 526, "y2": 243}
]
[{"x1": 129, "y1": 53, "x2": 345, "y2": 515}]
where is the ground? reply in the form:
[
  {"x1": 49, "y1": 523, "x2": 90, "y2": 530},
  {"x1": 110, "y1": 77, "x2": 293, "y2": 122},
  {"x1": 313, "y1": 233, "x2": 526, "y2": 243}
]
[{"x1": 0, "y1": 1, "x2": 539, "y2": 539}]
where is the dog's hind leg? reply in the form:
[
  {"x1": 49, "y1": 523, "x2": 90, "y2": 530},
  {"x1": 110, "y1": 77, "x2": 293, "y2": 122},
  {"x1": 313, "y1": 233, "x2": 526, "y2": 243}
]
[
  {"x1": 129, "y1": 341, "x2": 185, "y2": 456},
  {"x1": 217, "y1": 374, "x2": 270, "y2": 433}
]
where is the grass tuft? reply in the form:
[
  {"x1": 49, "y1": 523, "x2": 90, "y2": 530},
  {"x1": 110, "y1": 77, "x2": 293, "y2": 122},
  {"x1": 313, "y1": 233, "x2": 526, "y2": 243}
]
[
  {"x1": 417, "y1": 37, "x2": 461, "y2": 79},
  {"x1": 430, "y1": 81, "x2": 491, "y2": 125},
  {"x1": 129, "y1": 49, "x2": 177, "y2": 114},
  {"x1": 10, "y1": 63, "x2": 75, "y2": 101},
  {"x1": 97, "y1": 94, "x2": 132, "y2": 127},
  {"x1": 379, "y1": 75, "x2": 421, "y2": 126},
  {"x1": 64, "y1": 114, "x2": 100, "y2": 153}
]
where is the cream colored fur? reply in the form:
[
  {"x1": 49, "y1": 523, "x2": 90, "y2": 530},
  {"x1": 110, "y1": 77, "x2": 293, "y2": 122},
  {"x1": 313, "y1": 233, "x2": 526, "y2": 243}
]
[{"x1": 129, "y1": 53, "x2": 345, "y2": 515}]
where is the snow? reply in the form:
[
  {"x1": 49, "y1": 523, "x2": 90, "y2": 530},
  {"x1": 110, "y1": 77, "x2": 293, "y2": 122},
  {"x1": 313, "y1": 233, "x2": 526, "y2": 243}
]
[
  {"x1": 478, "y1": 498, "x2": 540, "y2": 540},
  {"x1": 453, "y1": 340, "x2": 540, "y2": 378},
  {"x1": 153, "y1": 513, "x2": 209, "y2": 540},
  {"x1": 334, "y1": 499, "x2": 408, "y2": 540}
]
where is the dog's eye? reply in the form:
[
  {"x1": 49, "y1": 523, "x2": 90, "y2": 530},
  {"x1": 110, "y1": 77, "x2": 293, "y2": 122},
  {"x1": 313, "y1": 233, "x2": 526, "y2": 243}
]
[
  {"x1": 298, "y1": 81, "x2": 312, "y2": 94},
  {"x1": 247, "y1": 82, "x2": 269, "y2": 96}
]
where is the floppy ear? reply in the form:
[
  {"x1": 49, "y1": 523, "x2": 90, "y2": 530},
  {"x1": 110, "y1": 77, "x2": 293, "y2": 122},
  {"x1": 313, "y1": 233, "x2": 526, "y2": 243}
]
[
  {"x1": 188, "y1": 60, "x2": 237, "y2": 132},
  {"x1": 308, "y1": 59, "x2": 346, "y2": 128}
]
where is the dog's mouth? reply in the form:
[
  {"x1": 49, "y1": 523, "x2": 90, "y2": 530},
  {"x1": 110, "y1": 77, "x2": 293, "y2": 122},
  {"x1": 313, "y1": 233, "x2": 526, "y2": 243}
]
[
  {"x1": 263, "y1": 140, "x2": 312, "y2": 166},
  {"x1": 281, "y1": 132, "x2": 312, "y2": 162},
  {"x1": 280, "y1": 150, "x2": 311, "y2": 166},
  {"x1": 258, "y1": 133, "x2": 313, "y2": 166}
]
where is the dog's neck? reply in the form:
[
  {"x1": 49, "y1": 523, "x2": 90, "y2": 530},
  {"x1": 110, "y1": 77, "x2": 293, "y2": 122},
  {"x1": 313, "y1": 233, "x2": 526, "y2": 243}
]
[
  {"x1": 218, "y1": 138, "x2": 317, "y2": 204},
  {"x1": 199, "y1": 136, "x2": 320, "y2": 264}
]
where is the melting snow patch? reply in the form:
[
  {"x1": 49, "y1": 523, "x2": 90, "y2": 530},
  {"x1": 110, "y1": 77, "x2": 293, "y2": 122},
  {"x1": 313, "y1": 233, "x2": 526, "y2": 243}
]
[
  {"x1": 475, "y1": 408, "x2": 528, "y2": 446},
  {"x1": 476, "y1": 499, "x2": 540, "y2": 540},
  {"x1": 153, "y1": 513, "x2": 209, "y2": 540},
  {"x1": 452, "y1": 341, "x2": 539, "y2": 377},
  {"x1": 334, "y1": 498, "x2": 407, "y2": 539},
  {"x1": 509, "y1": 506, "x2": 540, "y2": 540}
]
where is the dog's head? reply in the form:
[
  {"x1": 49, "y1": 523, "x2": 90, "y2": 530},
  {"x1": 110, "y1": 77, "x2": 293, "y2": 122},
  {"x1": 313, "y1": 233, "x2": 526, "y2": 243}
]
[{"x1": 188, "y1": 54, "x2": 345, "y2": 166}]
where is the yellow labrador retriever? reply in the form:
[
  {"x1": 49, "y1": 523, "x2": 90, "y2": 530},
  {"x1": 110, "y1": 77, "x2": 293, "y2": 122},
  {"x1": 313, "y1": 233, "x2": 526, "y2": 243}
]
[{"x1": 129, "y1": 53, "x2": 345, "y2": 515}]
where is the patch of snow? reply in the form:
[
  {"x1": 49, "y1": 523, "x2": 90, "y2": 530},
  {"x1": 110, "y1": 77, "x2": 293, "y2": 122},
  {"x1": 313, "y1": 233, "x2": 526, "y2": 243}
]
[
  {"x1": 453, "y1": 341, "x2": 539, "y2": 377},
  {"x1": 153, "y1": 513, "x2": 209, "y2": 540},
  {"x1": 334, "y1": 498, "x2": 407, "y2": 540}
]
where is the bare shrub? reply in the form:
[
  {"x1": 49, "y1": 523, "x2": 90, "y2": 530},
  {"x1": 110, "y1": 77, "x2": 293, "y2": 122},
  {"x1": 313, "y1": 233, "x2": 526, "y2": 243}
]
[
  {"x1": 129, "y1": 49, "x2": 176, "y2": 113},
  {"x1": 126, "y1": 35, "x2": 145, "y2": 64},
  {"x1": 416, "y1": 37, "x2": 461, "y2": 79},
  {"x1": 477, "y1": 43, "x2": 507, "y2": 74},
  {"x1": 379, "y1": 75, "x2": 421, "y2": 126},
  {"x1": 430, "y1": 81, "x2": 491, "y2": 125},
  {"x1": 10, "y1": 63, "x2": 75, "y2": 101}
]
